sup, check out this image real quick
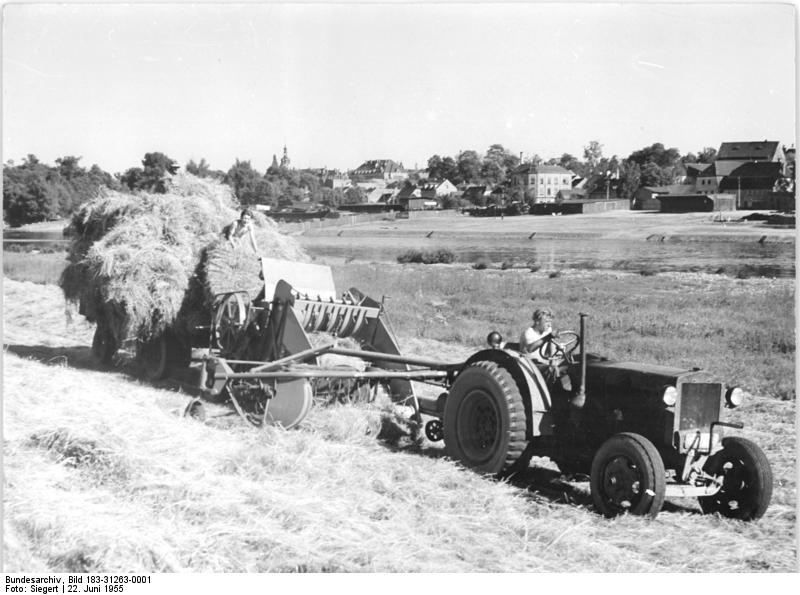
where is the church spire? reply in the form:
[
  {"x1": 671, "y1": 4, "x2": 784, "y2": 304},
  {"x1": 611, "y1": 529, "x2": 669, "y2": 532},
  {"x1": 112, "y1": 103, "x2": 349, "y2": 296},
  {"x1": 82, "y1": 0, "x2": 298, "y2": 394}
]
[{"x1": 280, "y1": 144, "x2": 291, "y2": 169}]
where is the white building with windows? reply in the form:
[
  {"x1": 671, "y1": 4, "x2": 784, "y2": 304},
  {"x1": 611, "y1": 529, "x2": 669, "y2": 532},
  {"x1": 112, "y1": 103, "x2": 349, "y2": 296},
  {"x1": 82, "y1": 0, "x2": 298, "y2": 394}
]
[{"x1": 510, "y1": 163, "x2": 573, "y2": 203}]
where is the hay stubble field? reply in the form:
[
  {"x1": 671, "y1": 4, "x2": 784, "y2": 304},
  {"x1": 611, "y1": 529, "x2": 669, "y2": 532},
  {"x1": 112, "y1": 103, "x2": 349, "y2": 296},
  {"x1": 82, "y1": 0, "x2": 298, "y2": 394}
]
[{"x1": 2, "y1": 210, "x2": 797, "y2": 572}]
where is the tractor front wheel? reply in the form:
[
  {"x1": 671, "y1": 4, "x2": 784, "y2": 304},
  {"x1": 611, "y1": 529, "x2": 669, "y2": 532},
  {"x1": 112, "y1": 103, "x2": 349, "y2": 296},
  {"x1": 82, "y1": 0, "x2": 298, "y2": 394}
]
[
  {"x1": 590, "y1": 432, "x2": 666, "y2": 518},
  {"x1": 443, "y1": 360, "x2": 527, "y2": 475},
  {"x1": 698, "y1": 437, "x2": 772, "y2": 521}
]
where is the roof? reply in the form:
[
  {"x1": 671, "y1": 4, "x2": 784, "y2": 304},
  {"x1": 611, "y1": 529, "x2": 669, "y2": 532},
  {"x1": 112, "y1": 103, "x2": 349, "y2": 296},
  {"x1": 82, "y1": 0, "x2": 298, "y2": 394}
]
[
  {"x1": 717, "y1": 141, "x2": 780, "y2": 161},
  {"x1": 685, "y1": 163, "x2": 711, "y2": 175},
  {"x1": 351, "y1": 159, "x2": 404, "y2": 175},
  {"x1": 512, "y1": 163, "x2": 573, "y2": 175},
  {"x1": 641, "y1": 184, "x2": 696, "y2": 195}
]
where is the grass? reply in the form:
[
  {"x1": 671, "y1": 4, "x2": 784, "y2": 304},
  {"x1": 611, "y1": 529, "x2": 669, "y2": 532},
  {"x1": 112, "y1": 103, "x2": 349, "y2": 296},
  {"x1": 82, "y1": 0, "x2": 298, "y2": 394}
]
[
  {"x1": 334, "y1": 264, "x2": 795, "y2": 401},
  {"x1": 2, "y1": 253, "x2": 796, "y2": 572},
  {"x1": 3, "y1": 251, "x2": 67, "y2": 285}
]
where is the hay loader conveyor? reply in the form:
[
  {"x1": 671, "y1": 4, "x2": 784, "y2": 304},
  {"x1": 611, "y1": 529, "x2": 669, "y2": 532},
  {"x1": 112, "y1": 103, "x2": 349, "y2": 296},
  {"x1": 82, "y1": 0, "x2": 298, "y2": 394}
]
[{"x1": 192, "y1": 258, "x2": 462, "y2": 429}]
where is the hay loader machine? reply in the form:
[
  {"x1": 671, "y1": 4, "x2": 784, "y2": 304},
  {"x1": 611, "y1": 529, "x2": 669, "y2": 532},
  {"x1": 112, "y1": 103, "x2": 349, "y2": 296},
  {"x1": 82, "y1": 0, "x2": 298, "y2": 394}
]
[{"x1": 181, "y1": 257, "x2": 773, "y2": 522}]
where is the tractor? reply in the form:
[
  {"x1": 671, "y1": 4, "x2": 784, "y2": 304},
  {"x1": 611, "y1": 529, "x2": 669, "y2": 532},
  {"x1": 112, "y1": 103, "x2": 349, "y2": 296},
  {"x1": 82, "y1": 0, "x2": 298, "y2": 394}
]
[
  {"x1": 179, "y1": 258, "x2": 771, "y2": 521},
  {"x1": 418, "y1": 316, "x2": 773, "y2": 521}
]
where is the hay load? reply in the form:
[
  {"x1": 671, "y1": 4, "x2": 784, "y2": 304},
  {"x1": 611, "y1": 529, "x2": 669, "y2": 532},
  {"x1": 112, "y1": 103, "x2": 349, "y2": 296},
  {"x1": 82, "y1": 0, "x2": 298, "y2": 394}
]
[{"x1": 59, "y1": 172, "x2": 308, "y2": 353}]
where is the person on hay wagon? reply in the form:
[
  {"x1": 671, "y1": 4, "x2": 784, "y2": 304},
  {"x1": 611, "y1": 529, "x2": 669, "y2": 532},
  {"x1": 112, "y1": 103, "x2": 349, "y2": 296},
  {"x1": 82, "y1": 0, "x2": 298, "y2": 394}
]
[{"x1": 224, "y1": 208, "x2": 258, "y2": 252}]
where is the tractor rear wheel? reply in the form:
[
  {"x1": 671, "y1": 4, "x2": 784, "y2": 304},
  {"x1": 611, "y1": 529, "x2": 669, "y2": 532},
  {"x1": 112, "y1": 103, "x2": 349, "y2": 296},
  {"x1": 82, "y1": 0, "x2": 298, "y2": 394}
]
[
  {"x1": 443, "y1": 360, "x2": 527, "y2": 475},
  {"x1": 698, "y1": 437, "x2": 773, "y2": 521},
  {"x1": 590, "y1": 432, "x2": 666, "y2": 518}
]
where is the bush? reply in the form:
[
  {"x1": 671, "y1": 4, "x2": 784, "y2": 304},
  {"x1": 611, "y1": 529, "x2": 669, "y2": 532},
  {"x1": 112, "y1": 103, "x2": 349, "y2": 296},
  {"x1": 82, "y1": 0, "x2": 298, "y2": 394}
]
[
  {"x1": 500, "y1": 260, "x2": 514, "y2": 270},
  {"x1": 472, "y1": 256, "x2": 491, "y2": 270},
  {"x1": 548, "y1": 270, "x2": 562, "y2": 279},
  {"x1": 396, "y1": 249, "x2": 455, "y2": 265}
]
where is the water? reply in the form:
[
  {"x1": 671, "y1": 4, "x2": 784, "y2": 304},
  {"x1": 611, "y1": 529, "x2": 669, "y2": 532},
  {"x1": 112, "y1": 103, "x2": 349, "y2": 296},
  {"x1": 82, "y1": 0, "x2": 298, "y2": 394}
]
[{"x1": 299, "y1": 235, "x2": 796, "y2": 278}]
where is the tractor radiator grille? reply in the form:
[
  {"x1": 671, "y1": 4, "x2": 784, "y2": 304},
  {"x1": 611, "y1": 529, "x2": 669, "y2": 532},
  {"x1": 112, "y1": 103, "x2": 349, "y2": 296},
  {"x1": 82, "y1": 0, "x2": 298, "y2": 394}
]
[{"x1": 677, "y1": 382, "x2": 722, "y2": 431}]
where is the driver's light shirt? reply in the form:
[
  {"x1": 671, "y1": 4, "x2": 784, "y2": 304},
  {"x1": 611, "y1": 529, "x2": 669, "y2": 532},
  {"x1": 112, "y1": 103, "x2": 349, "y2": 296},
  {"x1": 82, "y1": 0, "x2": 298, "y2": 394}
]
[{"x1": 520, "y1": 326, "x2": 551, "y2": 363}]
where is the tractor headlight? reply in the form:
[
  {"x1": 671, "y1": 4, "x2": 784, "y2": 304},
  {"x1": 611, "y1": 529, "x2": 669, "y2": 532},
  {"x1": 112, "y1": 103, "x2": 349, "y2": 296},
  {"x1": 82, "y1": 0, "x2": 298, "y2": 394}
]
[
  {"x1": 487, "y1": 331, "x2": 503, "y2": 348},
  {"x1": 662, "y1": 386, "x2": 678, "y2": 407},
  {"x1": 725, "y1": 387, "x2": 744, "y2": 408}
]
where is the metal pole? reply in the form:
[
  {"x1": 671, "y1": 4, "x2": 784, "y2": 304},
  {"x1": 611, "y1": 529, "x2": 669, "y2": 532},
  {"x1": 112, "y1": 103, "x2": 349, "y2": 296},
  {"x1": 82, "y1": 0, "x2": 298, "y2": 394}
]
[{"x1": 573, "y1": 313, "x2": 588, "y2": 409}]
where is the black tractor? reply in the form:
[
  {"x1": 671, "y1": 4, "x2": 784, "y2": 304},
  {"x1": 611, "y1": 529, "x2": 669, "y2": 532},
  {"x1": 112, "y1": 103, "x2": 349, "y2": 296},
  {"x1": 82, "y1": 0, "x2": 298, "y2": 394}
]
[{"x1": 419, "y1": 314, "x2": 773, "y2": 521}]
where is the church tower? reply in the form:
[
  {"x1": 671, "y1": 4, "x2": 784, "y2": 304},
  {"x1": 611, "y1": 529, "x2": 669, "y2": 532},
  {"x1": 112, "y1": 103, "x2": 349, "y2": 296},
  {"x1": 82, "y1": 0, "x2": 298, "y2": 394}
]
[{"x1": 280, "y1": 144, "x2": 291, "y2": 169}]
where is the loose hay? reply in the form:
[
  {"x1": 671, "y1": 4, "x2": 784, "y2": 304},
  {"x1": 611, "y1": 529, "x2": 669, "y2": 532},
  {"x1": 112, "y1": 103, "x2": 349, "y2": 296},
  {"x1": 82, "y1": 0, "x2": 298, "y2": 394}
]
[{"x1": 59, "y1": 173, "x2": 308, "y2": 344}]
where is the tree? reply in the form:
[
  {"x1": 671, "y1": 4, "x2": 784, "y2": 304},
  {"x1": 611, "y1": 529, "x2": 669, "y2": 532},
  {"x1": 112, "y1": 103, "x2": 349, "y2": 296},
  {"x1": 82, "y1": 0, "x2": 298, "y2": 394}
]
[
  {"x1": 481, "y1": 144, "x2": 519, "y2": 185},
  {"x1": 344, "y1": 186, "x2": 365, "y2": 204},
  {"x1": 119, "y1": 152, "x2": 178, "y2": 193},
  {"x1": 55, "y1": 155, "x2": 85, "y2": 181},
  {"x1": 639, "y1": 161, "x2": 673, "y2": 187},
  {"x1": 186, "y1": 158, "x2": 211, "y2": 177},
  {"x1": 697, "y1": 147, "x2": 718, "y2": 164},
  {"x1": 456, "y1": 150, "x2": 482, "y2": 185},
  {"x1": 225, "y1": 159, "x2": 269, "y2": 205},
  {"x1": 620, "y1": 161, "x2": 642, "y2": 199},
  {"x1": 583, "y1": 141, "x2": 604, "y2": 170},
  {"x1": 3, "y1": 164, "x2": 59, "y2": 226}
]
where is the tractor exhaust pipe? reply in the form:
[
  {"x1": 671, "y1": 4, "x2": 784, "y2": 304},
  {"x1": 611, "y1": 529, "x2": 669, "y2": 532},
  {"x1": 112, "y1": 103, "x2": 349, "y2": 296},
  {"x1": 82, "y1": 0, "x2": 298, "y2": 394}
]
[{"x1": 572, "y1": 313, "x2": 587, "y2": 409}]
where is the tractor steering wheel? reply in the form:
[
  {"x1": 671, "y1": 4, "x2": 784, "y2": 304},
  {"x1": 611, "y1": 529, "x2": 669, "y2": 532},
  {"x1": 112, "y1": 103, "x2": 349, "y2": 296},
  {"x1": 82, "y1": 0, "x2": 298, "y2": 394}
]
[{"x1": 538, "y1": 331, "x2": 581, "y2": 363}]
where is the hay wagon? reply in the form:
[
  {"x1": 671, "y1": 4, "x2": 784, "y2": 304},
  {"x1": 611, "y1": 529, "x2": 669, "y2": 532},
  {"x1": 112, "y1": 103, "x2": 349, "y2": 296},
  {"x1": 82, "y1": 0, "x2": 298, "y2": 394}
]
[{"x1": 142, "y1": 257, "x2": 771, "y2": 522}]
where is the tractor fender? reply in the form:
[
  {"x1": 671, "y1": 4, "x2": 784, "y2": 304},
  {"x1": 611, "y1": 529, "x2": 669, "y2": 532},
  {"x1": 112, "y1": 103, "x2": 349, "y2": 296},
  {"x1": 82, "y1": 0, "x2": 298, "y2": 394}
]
[{"x1": 461, "y1": 349, "x2": 554, "y2": 439}]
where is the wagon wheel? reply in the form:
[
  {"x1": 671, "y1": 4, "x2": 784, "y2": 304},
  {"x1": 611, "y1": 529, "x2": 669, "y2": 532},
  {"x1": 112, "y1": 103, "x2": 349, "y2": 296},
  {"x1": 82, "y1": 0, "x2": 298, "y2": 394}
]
[
  {"x1": 91, "y1": 321, "x2": 118, "y2": 365},
  {"x1": 137, "y1": 334, "x2": 168, "y2": 381},
  {"x1": 214, "y1": 293, "x2": 249, "y2": 353}
]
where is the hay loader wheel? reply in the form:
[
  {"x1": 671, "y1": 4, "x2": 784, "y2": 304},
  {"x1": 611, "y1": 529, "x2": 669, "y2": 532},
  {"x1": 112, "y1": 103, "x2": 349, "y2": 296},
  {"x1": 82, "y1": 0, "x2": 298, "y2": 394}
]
[
  {"x1": 443, "y1": 360, "x2": 527, "y2": 475},
  {"x1": 590, "y1": 432, "x2": 666, "y2": 518},
  {"x1": 214, "y1": 292, "x2": 249, "y2": 353},
  {"x1": 698, "y1": 437, "x2": 773, "y2": 521}
]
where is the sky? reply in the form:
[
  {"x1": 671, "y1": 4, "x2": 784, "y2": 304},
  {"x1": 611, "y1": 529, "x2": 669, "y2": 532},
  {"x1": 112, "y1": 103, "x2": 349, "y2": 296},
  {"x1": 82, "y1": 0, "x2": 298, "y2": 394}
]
[{"x1": 2, "y1": 1, "x2": 796, "y2": 175}]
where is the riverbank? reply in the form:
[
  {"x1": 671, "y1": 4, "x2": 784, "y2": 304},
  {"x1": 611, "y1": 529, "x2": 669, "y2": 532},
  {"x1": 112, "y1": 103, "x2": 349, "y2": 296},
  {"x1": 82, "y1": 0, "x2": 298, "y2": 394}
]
[{"x1": 301, "y1": 210, "x2": 796, "y2": 243}]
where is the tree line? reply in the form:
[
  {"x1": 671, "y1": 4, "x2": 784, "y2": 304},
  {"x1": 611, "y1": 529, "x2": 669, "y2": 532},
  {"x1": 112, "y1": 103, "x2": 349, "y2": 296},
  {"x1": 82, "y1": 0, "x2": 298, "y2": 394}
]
[
  {"x1": 0, "y1": 141, "x2": 735, "y2": 227},
  {"x1": 424, "y1": 141, "x2": 720, "y2": 206}
]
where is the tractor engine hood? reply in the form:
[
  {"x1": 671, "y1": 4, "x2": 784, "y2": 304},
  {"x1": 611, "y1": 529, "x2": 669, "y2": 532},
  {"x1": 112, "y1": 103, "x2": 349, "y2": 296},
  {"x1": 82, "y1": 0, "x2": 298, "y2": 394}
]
[{"x1": 583, "y1": 360, "x2": 718, "y2": 391}]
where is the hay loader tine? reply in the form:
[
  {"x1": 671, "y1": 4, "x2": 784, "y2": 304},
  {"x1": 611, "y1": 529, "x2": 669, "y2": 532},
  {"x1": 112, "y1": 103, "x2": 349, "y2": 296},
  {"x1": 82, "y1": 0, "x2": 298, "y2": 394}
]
[
  {"x1": 337, "y1": 307, "x2": 356, "y2": 338},
  {"x1": 349, "y1": 307, "x2": 368, "y2": 337}
]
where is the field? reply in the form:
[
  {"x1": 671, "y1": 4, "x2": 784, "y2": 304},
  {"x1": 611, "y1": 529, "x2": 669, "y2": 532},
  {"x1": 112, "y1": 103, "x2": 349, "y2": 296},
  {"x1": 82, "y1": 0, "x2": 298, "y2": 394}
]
[{"x1": 2, "y1": 223, "x2": 796, "y2": 573}]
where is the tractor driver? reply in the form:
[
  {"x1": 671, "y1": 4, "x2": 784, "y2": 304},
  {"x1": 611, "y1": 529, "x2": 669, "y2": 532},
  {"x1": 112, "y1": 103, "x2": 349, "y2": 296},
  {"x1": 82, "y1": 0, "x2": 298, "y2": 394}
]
[
  {"x1": 520, "y1": 307, "x2": 572, "y2": 393},
  {"x1": 224, "y1": 208, "x2": 258, "y2": 253}
]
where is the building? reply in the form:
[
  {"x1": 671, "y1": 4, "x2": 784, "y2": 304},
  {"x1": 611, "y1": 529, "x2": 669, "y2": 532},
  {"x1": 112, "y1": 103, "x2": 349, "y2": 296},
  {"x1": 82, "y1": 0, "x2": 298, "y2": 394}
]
[
  {"x1": 716, "y1": 140, "x2": 782, "y2": 165},
  {"x1": 350, "y1": 159, "x2": 407, "y2": 183},
  {"x1": 510, "y1": 163, "x2": 573, "y2": 203},
  {"x1": 657, "y1": 194, "x2": 736, "y2": 213},
  {"x1": 717, "y1": 162, "x2": 783, "y2": 208},
  {"x1": 419, "y1": 179, "x2": 458, "y2": 200},
  {"x1": 633, "y1": 184, "x2": 695, "y2": 210}
]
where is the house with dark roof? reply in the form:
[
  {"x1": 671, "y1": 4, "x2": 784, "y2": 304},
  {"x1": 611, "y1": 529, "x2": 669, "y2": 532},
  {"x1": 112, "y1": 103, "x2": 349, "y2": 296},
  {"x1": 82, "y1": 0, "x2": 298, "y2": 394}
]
[
  {"x1": 350, "y1": 159, "x2": 407, "y2": 183},
  {"x1": 716, "y1": 141, "x2": 782, "y2": 163},
  {"x1": 510, "y1": 163, "x2": 573, "y2": 203}
]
